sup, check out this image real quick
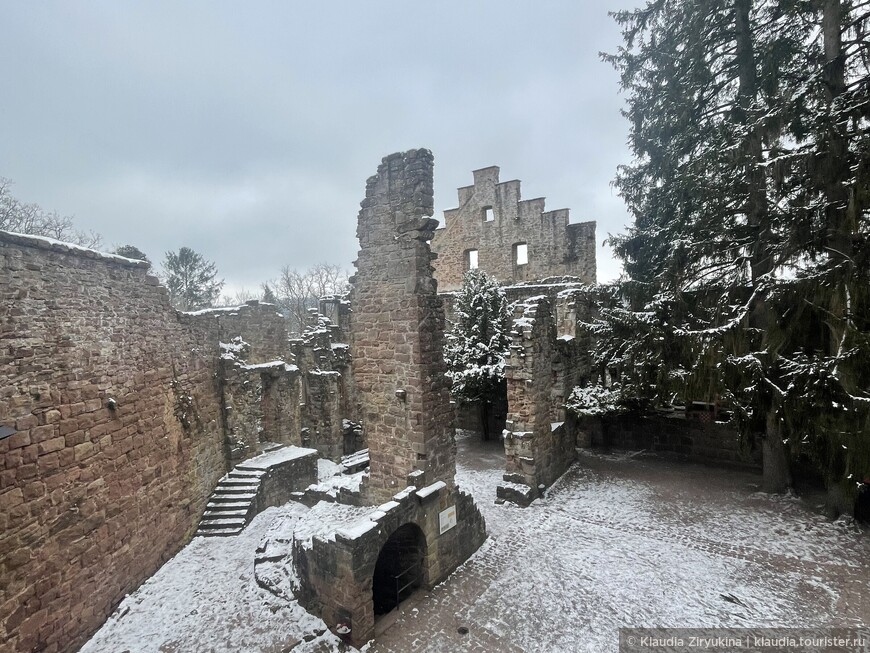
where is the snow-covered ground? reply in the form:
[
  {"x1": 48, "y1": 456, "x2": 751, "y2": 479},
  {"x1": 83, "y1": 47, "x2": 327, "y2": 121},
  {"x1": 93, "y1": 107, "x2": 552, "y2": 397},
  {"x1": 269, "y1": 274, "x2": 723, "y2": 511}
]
[
  {"x1": 81, "y1": 435, "x2": 869, "y2": 653},
  {"x1": 78, "y1": 501, "x2": 343, "y2": 653}
]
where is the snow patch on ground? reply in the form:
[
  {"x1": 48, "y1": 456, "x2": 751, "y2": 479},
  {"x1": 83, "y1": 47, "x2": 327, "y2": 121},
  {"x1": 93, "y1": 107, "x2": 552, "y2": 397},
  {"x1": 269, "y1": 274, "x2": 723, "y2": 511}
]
[
  {"x1": 318, "y1": 458, "x2": 342, "y2": 481},
  {"x1": 308, "y1": 469, "x2": 366, "y2": 497},
  {"x1": 80, "y1": 504, "x2": 344, "y2": 653}
]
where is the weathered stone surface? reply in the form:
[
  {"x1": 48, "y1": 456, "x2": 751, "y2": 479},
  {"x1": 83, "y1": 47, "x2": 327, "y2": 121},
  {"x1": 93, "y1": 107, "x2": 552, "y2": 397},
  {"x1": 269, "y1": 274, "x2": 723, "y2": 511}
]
[
  {"x1": 500, "y1": 288, "x2": 596, "y2": 504},
  {"x1": 290, "y1": 310, "x2": 355, "y2": 462},
  {"x1": 431, "y1": 166, "x2": 597, "y2": 292},
  {"x1": 350, "y1": 149, "x2": 455, "y2": 503},
  {"x1": 0, "y1": 233, "x2": 301, "y2": 653},
  {"x1": 293, "y1": 150, "x2": 487, "y2": 647}
]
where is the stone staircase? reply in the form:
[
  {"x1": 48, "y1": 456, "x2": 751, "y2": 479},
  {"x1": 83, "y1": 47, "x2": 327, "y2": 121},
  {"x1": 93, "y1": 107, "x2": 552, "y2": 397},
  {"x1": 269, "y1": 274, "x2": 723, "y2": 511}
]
[
  {"x1": 196, "y1": 443, "x2": 318, "y2": 537},
  {"x1": 196, "y1": 464, "x2": 266, "y2": 537}
]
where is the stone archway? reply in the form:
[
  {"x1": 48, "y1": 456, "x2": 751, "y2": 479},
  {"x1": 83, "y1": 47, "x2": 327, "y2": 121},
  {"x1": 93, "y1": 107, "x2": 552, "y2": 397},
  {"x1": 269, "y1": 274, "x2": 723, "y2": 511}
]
[{"x1": 372, "y1": 523, "x2": 427, "y2": 615}]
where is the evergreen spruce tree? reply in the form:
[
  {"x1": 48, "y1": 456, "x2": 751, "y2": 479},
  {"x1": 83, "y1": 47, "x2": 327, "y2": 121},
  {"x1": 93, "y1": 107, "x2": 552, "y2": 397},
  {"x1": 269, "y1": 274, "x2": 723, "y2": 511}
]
[
  {"x1": 597, "y1": 0, "x2": 870, "y2": 498},
  {"x1": 444, "y1": 269, "x2": 511, "y2": 440},
  {"x1": 162, "y1": 247, "x2": 224, "y2": 311}
]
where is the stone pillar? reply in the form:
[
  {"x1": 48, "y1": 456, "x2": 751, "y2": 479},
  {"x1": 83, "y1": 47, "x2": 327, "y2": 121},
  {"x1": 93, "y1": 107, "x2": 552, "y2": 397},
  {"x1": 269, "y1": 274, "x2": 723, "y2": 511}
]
[
  {"x1": 290, "y1": 151, "x2": 487, "y2": 646},
  {"x1": 350, "y1": 149, "x2": 456, "y2": 503},
  {"x1": 499, "y1": 295, "x2": 577, "y2": 505}
]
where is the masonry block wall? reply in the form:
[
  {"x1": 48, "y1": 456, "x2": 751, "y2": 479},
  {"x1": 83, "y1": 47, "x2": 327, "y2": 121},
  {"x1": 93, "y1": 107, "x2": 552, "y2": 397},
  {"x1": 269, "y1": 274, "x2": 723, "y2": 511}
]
[
  {"x1": 186, "y1": 302, "x2": 302, "y2": 465},
  {"x1": 219, "y1": 352, "x2": 301, "y2": 465},
  {"x1": 351, "y1": 149, "x2": 457, "y2": 503},
  {"x1": 316, "y1": 297, "x2": 357, "y2": 435},
  {"x1": 181, "y1": 300, "x2": 291, "y2": 365},
  {"x1": 289, "y1": 311, "x2": 354, "y2": 461},
  {"x1": 0, "y1": 232, "x2": 228, "y2": 653},
  {"x1": 430, "y1": 166, "x2": 597, "y2": 292},
  {"x1": 552, "y1": 286, "x2": 597, "y2": 405},
  {"x1": 500, "y1": 294, "x2": 580, "y2": 505}
]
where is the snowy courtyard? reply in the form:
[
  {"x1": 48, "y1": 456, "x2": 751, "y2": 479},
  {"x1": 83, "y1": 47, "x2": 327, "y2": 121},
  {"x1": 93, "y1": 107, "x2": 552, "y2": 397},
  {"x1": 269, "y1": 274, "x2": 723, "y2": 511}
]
[{"x1": 81, "y1": 435, "x2": 869, "y2": 653}]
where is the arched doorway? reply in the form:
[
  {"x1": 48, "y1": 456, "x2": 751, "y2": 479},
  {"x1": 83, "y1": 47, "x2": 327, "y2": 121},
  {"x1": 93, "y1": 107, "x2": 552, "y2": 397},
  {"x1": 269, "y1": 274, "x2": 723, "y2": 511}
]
[{"x1": 372, "y1": 523, "x2": 426, "y2": 615}]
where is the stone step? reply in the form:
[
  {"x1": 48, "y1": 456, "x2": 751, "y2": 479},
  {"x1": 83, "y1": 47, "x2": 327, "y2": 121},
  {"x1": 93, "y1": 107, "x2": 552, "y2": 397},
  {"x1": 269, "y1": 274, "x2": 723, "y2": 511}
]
[
  {"x1": 202, "y1": 509, "x2": 248, "y2": 520},
  {"x1": 197, "y1": 451, "x2": 280, "y2": 537},
  {"x1": 206, "y1": 501, "x2": 251, "y2": 511},
  {"x1": 210, "y1": 492, "x2": 257, "y2": 502},
  {"x1": 259, "y1": 441, "x2": 284, "y2": 453},
  {"x1": 196, "y1": 527, "x2": 243, "y2": 537},
  {"x1": 342, "y1": 448, "x2": 370, "y2": 474},
  {"x1": 198, "y1": 517, "x2": 247, "y2": 529},
  {"x1": 229, "y1": 468, "x2": 266, "y2": 478},
  {"x1": 214, "y1": 484, "x2": 259, "y2": 493},
  {"x1": 222, "y1": 476, "x2": 262, "y2": 486}
]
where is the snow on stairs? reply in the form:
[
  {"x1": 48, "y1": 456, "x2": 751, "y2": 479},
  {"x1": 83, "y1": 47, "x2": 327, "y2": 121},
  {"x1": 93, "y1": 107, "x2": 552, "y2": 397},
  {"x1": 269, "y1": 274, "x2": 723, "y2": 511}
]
[{"x1": 196, "y1": 465, "x2": 266, "y2": 537}]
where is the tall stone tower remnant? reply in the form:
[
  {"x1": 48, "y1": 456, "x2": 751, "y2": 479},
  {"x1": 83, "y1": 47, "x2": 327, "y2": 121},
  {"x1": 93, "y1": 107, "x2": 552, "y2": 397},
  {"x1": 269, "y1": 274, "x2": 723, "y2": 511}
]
[
  {"x1": 291, "y1": 150, "x2": 486, "y2": 645},
  {"x1": 352, "y1": 149, "x2": 456, "y2": 503}
]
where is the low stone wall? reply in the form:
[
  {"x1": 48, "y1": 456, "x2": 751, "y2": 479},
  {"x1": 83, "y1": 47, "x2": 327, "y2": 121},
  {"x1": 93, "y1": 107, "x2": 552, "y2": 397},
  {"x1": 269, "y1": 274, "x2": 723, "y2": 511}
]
[
  {"x1": 584, "y1": 412, "x2": 762, "y2": 470},
  {"x1": 243, "y1": 446, "x2": 319, "y2": 513},
  {"x1": 292, "y1": 483, "x2": 486, "y2": 646}
]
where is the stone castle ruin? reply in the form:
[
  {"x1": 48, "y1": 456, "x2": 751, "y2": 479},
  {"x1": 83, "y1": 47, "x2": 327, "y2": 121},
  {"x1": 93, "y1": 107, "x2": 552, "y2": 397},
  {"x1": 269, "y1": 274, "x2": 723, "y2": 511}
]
[
  {"x1": 0, "y1": 234, "x2": 353, "y2": 651},
  {"x1": 0, "y1": 149, "x2": 758, "y2": 653},
  {"x1": 430, "y1": 165, "x2": 597, "y2": 291},
  {"x1": 0, "y1": 151, "x2": 489, "y2": 652}
]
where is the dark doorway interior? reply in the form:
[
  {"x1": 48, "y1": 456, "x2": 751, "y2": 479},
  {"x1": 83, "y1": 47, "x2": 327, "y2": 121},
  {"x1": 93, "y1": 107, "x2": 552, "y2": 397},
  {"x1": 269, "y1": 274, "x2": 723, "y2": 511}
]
[
  {"x1": 372, "y1": 523, "x2": 426, "y2": 615},
  {"x1": 454, "y1": 380, "x2": 508, "y2": 441}
]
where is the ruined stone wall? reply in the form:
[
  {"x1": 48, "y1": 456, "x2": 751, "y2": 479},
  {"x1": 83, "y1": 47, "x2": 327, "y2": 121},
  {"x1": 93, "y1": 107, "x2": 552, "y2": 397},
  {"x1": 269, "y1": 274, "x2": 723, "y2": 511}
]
[
  {"x1": 351, "y1": 149, "x2": 456, "y2": 503},
  {"x1": 292, "y1": 150, "x2": 486, "y2": 646},
  {"x1": 319, "y1": 296, "x2": 352, "y2": 344},
  {"x1": 290, "y1": 311, "x2": 353, "y2": 461},
  {"x1": 181, "y1": 300, "x2": 291, "y2": 365},
  {"x1": 500, "y1": 294, "x2": 585, "y2": 505},
  {"x1": 185, "y1": 302, "x2": 302, "y2": 466},
  {"x1": 260, "y1": 368, "x2": 303, "y2": 450},
  {"x1": 218, "y1": 350, "x2": 301, "y2": 465},
  {"x1": 0, "y1": 232, "x2": 226, "y2": 653},
  {"x1": 430, "y1": 166, "x2": 596, "y2": 292},
  {"x1": 552, "y1": 286, "x2": 597, "y2": 405}
]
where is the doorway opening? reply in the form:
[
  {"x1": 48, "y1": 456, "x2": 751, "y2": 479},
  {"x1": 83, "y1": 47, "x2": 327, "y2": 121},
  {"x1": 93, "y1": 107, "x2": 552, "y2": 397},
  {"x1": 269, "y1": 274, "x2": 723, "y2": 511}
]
[{"x1": 372, "y1": 523, "x2": 426, "y2": 615}]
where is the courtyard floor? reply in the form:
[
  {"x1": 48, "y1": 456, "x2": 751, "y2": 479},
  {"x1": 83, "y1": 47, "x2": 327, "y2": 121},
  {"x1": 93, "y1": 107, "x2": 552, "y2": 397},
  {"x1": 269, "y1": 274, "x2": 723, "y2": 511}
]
[{"x1": 81, "y1": 435, "x2": 869, "y2": 653}]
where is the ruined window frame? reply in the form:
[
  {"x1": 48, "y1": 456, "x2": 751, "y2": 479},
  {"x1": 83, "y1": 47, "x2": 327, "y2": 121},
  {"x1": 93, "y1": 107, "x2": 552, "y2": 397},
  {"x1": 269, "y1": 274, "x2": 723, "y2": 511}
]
[
  {"x1": 465, "y1": 249, "x2": 479, "y2": 270},
  {"x1": 514, "y1": 242, "x2": 528, "y2": 266},
  {"x1": 483, "y1": 206, "x2": 494, "y2": 223}
]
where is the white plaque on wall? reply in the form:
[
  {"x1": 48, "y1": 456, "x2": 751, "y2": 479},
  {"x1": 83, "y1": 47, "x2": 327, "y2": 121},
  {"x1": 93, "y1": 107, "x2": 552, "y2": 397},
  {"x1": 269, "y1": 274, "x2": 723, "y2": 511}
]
[{"x1": 439, "y1": 505, "x2": 457, "y2": 535}]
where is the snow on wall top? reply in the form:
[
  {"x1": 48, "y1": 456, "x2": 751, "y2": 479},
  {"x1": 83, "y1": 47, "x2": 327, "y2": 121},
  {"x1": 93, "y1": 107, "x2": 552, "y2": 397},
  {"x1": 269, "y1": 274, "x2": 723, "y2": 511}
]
[
  {"x1": 293, "y1": 501, "x2": 373, "y2": 549},
  {"x1": 241, "y1": 445, "x2": 318, "y2": 471},
  {"x1": 0, "y1": 229, "x2": 151, "y2": 268}
]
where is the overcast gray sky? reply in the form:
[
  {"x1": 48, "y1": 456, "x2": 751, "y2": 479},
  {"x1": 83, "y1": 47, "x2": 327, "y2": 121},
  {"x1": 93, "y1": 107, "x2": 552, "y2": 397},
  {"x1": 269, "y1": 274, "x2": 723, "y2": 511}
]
[{"x1": 1, "y1": 1, "x2": 637, "y2": 294}]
